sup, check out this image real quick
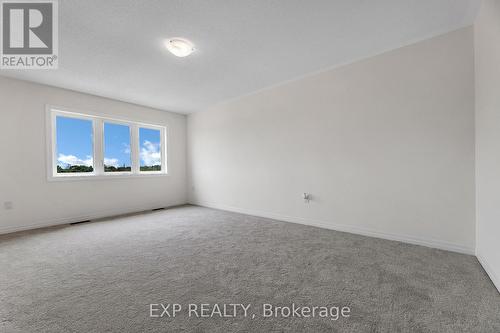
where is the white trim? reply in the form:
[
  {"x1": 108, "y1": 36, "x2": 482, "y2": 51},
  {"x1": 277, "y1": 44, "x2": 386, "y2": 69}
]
[
  {"x1": 94, "y1": 118, "x2": 103, "y2": 175},
  {"x1": 46, "y1": 172, "x2": 169, "y2": 182},
  {"x1": 131, "y1": 124, "x2": 140, "y2": 174},
  {"x1": 477, "y1": 252, "x2": 500, "y2": 294},
  {"x1": 46, "y1": 105, "x2": 168, "y2": 180},
  {"x1": 192, "y1": 200, "x2": 475, "y2": 255},
  {"x1": 0, "y1": 202, "x2": 187, "y2": 235},
  {"x1": 1, "y1": 200, "x2": 479, "y2": 258},
  {"x1": 47, "y1": 104, "x2": 167, "y2": 129}
]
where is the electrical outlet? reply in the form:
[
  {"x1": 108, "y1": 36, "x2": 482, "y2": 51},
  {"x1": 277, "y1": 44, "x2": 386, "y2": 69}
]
[{"x1": 3, "y1": 201, "x2": 13, "y2": 210}]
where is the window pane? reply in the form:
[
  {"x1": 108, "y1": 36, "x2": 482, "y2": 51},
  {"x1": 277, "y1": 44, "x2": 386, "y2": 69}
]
[
  {"x1": 139, "y1": 128, "x2": 161, "y2": 171},
  {"x1": 56, "y1": 116, "x2": 94, "y2": 173},
  {"x1": 104, "y1": 122, "x2": 131, "y2": 172}
]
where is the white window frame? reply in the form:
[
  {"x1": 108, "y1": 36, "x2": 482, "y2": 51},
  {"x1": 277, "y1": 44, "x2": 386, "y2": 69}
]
[{"x1": 46, "y1": 105, "x2": 168, "y2": 181}]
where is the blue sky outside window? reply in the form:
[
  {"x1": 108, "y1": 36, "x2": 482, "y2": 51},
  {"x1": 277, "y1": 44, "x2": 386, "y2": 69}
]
[
  {"x1": 54, "y1": 113, "x2": 164, "y2": 175},
  {"x1": 104, "y1": 122, "x2": 131, "y2": 172},
  {"x1": 56, "y1": 116, "x2": 93, "y2": 173},
  {"x1": 139, "y1": 128, "x2": 161, "y2": 171}
]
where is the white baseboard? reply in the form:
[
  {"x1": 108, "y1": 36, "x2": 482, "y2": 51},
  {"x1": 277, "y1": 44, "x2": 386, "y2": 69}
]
[
  {"x1": 192, "y1": 200, "x2": 475, "y2": 255},
  {"x1": 2, "y1": 199, "x2": 476, "y2": 256},
  {"x1": 0, "y1": 201, "x2": 187, "y2": 235},
  {"x1": 477, "y1": 252, "x2": 500, "y2": 294}
]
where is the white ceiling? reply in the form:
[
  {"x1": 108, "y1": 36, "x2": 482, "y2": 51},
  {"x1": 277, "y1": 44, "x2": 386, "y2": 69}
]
[{"x1": 1, "y1": 0, "x2": 480, "y2": 114}]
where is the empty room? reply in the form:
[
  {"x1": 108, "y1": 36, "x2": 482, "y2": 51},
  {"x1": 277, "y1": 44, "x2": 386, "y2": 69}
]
[{"x1": 1, "y1": 0, "x2": 499, "y2": 332}]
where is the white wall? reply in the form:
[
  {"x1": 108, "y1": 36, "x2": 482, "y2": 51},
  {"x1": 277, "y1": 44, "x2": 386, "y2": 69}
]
[
  {"x1": 0, "y1": 76, "x2": 187, "y2": 234},
  {"x1": 188, "y1": 27, "x2": 476, "y2": 254},
  {"x1": 475, "y1": 0, "x2": 500, "y2": 292}
]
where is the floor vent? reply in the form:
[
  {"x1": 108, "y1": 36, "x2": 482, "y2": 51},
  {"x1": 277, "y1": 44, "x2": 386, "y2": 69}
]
[{"x1": 70, "y1": 220, "x2": 91, "y2": 225}]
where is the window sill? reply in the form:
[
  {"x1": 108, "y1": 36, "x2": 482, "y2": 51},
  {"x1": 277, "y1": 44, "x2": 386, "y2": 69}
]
[{"x1": 47, "y1": 172, "x2": 169, "y2": 182}]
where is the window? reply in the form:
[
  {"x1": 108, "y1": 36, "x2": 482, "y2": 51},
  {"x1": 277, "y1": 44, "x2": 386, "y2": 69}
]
[
  {"x1": 104, "y1": 122, "x2": 131, "y2": 173},
  {"x1": 139, "y1": 127, "x2": 162, "y2": 172},
  {"x1": 47, "y1": 107, "x2": 167, "y2": 179},
  {"x1": 56, "y1": 116, "x2": 94, "y2": 174}
]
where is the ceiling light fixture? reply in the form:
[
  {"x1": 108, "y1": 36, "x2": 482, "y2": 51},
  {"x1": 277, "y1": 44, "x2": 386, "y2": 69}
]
[{"x1": 164, "y1": 38, "x2": 195, "y2": 57}]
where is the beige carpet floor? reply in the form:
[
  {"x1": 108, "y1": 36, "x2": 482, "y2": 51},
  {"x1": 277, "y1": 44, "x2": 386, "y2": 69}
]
[{"x1": 1, "y1": 205, "x2": 499, "y2": 332}]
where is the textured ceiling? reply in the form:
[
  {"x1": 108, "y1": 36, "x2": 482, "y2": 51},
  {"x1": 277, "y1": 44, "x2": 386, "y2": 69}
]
[{"x1": 0, "y1": 0, "x2": 481, "y2": 113}]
